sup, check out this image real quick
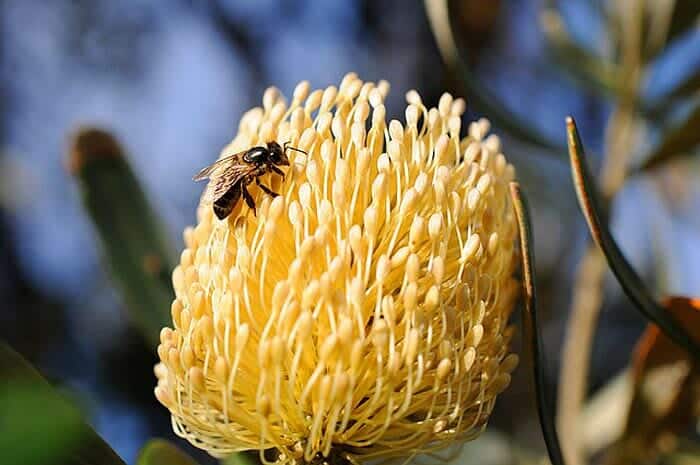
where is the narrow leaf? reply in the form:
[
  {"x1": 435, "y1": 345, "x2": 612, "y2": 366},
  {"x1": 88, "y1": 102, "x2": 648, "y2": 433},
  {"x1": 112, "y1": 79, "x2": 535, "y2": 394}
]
[
  {"x1": 137, "y1": 439, "x2": 200, "y2": 465},
  {"x1": 509, "y1": 182, "x2": 566, "y2": 465},
  {"x1": 221, "y1": 451, "x2": 260, "y2": 465},
  {"x1": 1, "y1": 383, "x2": 83, "y2": 465},
  {"x1": 68, "y1": 128, "x2": 175, "y2": 345},
  {"x1": 639, "y1": 103, "x2": 700, "y2": 171},
  {"x1": 0, "y1": 342, "x2": 126, "y2": 465},
  {"x1": 567, "y1": 116, "x2": 700, "y2": 360}
]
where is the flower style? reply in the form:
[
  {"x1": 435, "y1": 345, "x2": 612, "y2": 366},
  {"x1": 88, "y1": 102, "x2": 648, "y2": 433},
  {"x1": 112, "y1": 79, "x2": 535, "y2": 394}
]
[{"x1": 154, "y1": 73, "x2": 520, "y2": 464}]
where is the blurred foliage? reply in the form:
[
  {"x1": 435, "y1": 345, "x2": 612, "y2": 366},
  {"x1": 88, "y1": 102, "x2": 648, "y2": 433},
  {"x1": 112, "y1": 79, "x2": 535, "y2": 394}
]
[
  {"x1": 428, "y1": 1, "x2": 700, "y2": 465},
  {"x1": 429, "y1": 0, "x2": 700, "y2": 167},
  {"x1": 539, "y1": 7, "x2": 628, "y2": 101},
  {"x1": 665, "y1": 1, "x2": 700, "y2": 52},
  {"x1": 641, "y1": 104, "x2": 700, "y2": 171},
  {"x1": 68, "y1": 128, "x2": 175, "y2": 345},
  {"x1": 425, "y1": 0, "x2": 567, "y2": 156},
  {"x1": 604, "y1": 297, "x2": 700, "y2": 465},
  {"x1": 0, "y1": 342, "x2": 126, "y2": 465},
  {"x1": 137, "y1": 439, "x2": 201, "y2": 465},
  {"x1": 1, "y1": 383, "x2": 84, "y2": 465},
  {"x1": 221, "y1": 451, "x2": 260, "y2": 465}
]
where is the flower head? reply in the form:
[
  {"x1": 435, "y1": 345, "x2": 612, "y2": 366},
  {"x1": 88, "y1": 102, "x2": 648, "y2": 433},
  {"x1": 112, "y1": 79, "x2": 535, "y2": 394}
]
[{"x1": 155, "y1": 73, "x2": 519, "y2": 464}]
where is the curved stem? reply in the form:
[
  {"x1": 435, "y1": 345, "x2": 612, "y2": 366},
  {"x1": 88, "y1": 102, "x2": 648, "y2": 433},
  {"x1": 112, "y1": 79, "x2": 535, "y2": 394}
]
[
  {"x1": 557, "y1": 104, "x2": 638, "y2": 465},
  {"x1": 568, "y1": 116, "x2": 700, "y2": 360},
  {"x1": 510, "y1": 183, "x2": 567, "y2": 465}
]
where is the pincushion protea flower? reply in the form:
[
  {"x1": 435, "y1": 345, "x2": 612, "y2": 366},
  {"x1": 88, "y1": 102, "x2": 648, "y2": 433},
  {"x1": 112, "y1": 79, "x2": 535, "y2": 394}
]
[{"x1": 154, "y1": 73, "x2": 520, "y2": 464}]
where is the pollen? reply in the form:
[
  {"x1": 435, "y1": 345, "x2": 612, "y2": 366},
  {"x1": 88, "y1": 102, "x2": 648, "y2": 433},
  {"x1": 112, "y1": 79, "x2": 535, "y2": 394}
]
[{"x1": 155, "y1": 73, "x2": 519, "y2": 464}]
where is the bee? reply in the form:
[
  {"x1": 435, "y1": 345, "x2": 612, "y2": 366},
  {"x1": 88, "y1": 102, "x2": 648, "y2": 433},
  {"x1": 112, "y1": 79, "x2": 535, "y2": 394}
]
[{"x1": 193, "y1": 141, "x2": 306, "y2": 220}]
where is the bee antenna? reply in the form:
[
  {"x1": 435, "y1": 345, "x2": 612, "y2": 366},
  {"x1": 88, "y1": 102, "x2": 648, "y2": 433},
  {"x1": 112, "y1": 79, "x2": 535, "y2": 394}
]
[{"x1": 283, "y1": 142, "x2": 307, "y2": 156}]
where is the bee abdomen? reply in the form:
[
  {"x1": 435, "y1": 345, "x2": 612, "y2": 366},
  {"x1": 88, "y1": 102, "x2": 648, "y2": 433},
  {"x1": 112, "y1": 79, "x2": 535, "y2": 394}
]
[
  {"x1": 213, "y1": 201, "x2": 233, "y2": 220},
  {"x1": 213, "y1": 184, "x2": 241, "y2": 220}
]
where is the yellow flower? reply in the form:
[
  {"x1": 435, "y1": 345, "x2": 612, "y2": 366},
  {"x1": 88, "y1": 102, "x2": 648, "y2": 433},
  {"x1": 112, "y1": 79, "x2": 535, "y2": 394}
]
[{"x1": 154, "y1": 73, "x2": 519, "y2": 464}]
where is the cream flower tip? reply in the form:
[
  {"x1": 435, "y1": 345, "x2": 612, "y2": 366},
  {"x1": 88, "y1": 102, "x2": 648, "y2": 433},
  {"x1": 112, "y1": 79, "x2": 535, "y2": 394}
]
[{"x1": 155, "y1": 74, "x2": 519, "y2": 464}]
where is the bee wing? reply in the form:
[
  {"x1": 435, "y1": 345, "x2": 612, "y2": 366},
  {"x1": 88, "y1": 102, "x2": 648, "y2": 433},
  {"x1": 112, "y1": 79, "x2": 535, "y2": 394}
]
[
  {"x1": 199, "y1": 163, "x2": 253, "y2": 205},
  {"x1": 192, "y1": 151, "x2": 244, "y2": 181}
]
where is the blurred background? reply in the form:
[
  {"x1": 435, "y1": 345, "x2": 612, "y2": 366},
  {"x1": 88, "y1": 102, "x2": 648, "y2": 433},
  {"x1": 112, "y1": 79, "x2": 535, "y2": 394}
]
[{"x1": 1, "y1": 1, "x2": 699, "y2": 464}]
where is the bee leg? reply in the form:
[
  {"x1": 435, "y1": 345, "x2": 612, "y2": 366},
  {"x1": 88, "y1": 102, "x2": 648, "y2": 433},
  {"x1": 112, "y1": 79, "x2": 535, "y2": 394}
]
[
  {"x1": 270, "y1": 165, "x2": 286, "y2": 180},
  {"x1": 242, "y1": 184, "x2": 257, "y2": 216},
  {"x1": 256, "y1": 178, "x2": 279, "y2": 198}
]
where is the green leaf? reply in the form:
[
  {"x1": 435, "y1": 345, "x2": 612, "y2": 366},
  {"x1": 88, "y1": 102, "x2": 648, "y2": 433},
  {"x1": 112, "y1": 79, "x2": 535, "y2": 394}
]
[
  {"x1": 639, "y1": 103, "x2": 700, "y2": 171},
  {"x1": 0, "y1": 342, "x2": 126, "y2": 465},
  {"x1": 221, "y1": 451, "x2": 260, "y2": 465},
  {"x1": 68, "y1": 128, "x2": 176, "y2": 345},
  {"x1": 567, "y1": 116, "x2": 700, "y2": 361},
  {"x1": 1, "y1": 383, "x2": 83, "y2": 465},
  {"x1": 509, "y1": 183, "x2": 566, "y2": 465},
  {"x1": 424, "y1": 0, "x2": 567, "y2": 157},
  {"x1": 137, "y1": 439, "x2": 200, "y2": 465}
]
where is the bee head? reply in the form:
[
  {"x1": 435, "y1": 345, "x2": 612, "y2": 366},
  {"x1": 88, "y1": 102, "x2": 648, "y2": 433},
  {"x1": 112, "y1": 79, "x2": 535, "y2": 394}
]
[{"x1": 267, "y1": 141, "x2": 290, "y2": 166}]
